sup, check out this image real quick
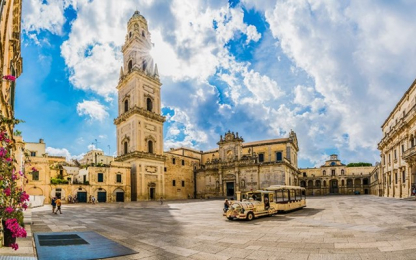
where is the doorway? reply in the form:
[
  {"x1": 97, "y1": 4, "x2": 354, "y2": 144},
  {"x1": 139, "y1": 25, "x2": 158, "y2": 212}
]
[
  {"x1": 149, "y1": 187, "x2": 155, "y2": 200},
  {"x1": 329, "y1": 180, "x2": 339, "y2": 194},
  {"x1": 226, "y1": 182, "x2": 234, "y2": 197},
  {"x1": 116, "y1": 192, "x2": 124, "y2": 202},
  {"x1": 77, "y1": 192, "x2": 87, "y2": 203},
  {"x1": 97, "y1": 192, "x2": 107, "y2": 202}
]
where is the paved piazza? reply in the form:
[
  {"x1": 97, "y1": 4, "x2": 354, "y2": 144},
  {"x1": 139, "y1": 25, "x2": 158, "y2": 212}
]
[{"x1": 26, "y1": 196, "x2": 416, "y2": 259}]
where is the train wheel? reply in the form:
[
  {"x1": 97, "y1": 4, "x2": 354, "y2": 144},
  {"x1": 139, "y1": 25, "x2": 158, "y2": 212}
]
[{"x1": 246, "y1": 212, "x2": 254, "y2": 221}]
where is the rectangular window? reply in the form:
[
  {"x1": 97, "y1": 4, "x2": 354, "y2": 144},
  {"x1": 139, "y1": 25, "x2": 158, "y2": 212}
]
[
  {"x1": 164, "y1": 167, "x2": 167, "y2": 172},
  {"x1": 331, "y1": 170, "x2": 335, "y2": 176},
  {"x1": 402, "y1": 171, "x2": 406, "y2": 182},
  {"x1": 30, "y1": 151, "x2": 36, "y2": 157},
  {"x1": 389, "y1": 154, "x2": 391, "y2": 163},
  {"x1": 181, "y1": 160, "x2": 185, "y2": 166},
  {"x1": 394, "y1": 150, "x2": 397, "y2": 159},
  {"x1": 182, "y1": 180, "x2": 185, "y2": 187},
  {"x1": 98, "y1": 173, "x2": 103, "y2": 182},
  {"x1": 276, "y1": 152, "x2": 282, "y2": 162},
  {"x1": 259, "y1": 153, "x2": 264, "y2": 162},
  {"x1": 395, "y1": 172, "x2": 398, "y2": 184},
  {"x1": 32, "y1": 171, "x2": 39, "y2": 181},
  {"x1": 116, "y1": 174, "x2": 122, "y2": 183},
  {"x1": 172, "y1": 180, "x2": 176, "y2": 186},
  {"x1": 172, "y1": 158, "x2": 176, "y2": 164},
  {"x1": 402, "y1": 144, "x2": 405, "y2": 153}
]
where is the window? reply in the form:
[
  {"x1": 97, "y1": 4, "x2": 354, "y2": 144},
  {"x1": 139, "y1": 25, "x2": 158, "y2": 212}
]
[
  {"x1": 124, "y1": 142, "x2": 128, "y2": 154},
  {"x1": 341, "y1": 169, "x2": 344, "y2": 175},
  {"x1": 142, "y1": 60, "x2": 147, "y2": 71},
  {"x1": 32, "y1": 171, "x2": 39, "y2": 181},
  {"x1": 164, "y1": 167, "x2": 167, "y2": 172},
  {"x1": 172, "y1": 158, "x2": 176, "y2": 164},
  {"x1": 116, "y1": 174, "x2": 122, "y2": 183},
  {"x1": 142, "y1": 30, "x2": 145, "y2": 37},
  {"x1": 128, "y1": 60, "x2": 133, "y2": 72},
  {"x1": 395, "y1": 172, "x2": 398, "y2": 184},
  {"x1": 276, "y1": 152, "x2": 282, "y2": 162},
  {"x1": 181, "y1": 160, "x2": 185, "y2": 166},
  {"x1": 388, "y1": 154, "x2": 391, "y2": 163},
  {"x1": 323, "y1": 170, "x2": 326, "y2": 176},
  {"x1": 30, "y1": 151, "x2": 36, "y2": 157},
  {"x1": 258, "y1": 153, "x2": 264, "y2": 162},
  {"x1": 172, "y1": 180, "x2": 176, "y2": 186},
  {"x1": 129, "y1": 31, "x2": 132, "y2": 38},
  {"x1": 98, "y1": 173, "x2": 103, "y2": 182},
  {"x1": 303, "y1": 172, "x2": 307, "y2": 177},
  {"x1": 148, "y1": 140, "x2": 153, "y2": 153},
  {"x1": 402, "y1": 144, "x2": 405, "y2": 153},
  {"x1": 389, "y1": 175, "x2": 391, "y2": 185},
  {"x1": 181, "y1": 180, "x2": 185, "y2": 187},
  {"x1": 394, "y1": 150, "x2": 397, "y2": 160},
  {"x1": 146, "y1": 98, "x2": 152, "y2": 111},
  {"x1": 124, "y1": 99, "x2": 129, "y2": 113},
  {"x1": 331, "y1": 170, "x2": 335, "y2": 176},
  {"x1": 402, "y1": 171, "x2": 406, "y2": 182}
]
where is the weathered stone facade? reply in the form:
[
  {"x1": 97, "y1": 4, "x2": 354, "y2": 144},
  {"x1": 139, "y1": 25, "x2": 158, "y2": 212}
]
[
  {"x1": 299, "y1": 155, "x2": 374, "y2": 196},
  {"x1": 378, "y1": 79, "x2": 416, "y2": 198}
]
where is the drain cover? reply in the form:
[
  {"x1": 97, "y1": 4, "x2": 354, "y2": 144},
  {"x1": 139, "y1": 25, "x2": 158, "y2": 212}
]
[{"x1": 38, "y1": 234, "x2": 89, "y2": 246}]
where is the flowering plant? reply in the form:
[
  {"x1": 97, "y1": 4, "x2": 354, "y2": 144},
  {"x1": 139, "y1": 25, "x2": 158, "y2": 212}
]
[{"x1": 0, "y1": 116, "x2": 28, "y2": 250}]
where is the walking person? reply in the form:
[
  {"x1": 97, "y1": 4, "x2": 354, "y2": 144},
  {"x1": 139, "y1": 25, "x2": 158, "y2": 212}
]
[
  {"x1": 92, "y1": 196, "x2": 96, "y2": 204},
  {"x1": 51, "y1": 197, "x2": 57, "y2": 214},
  {"x1": 55, "y1": 197, "x2": 62, "y2": 214},
  {"x1": 159, "y1": 197, "x2": 163, "y2": 205},
  {"x1": 224, "y1": 199, "x2": 230, "y2": 213}
]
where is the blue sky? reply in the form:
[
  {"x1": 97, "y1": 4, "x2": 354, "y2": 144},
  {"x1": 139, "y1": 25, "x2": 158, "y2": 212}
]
[{"x1": 17, "y1": 0, "x2": 416, "y2": 168}]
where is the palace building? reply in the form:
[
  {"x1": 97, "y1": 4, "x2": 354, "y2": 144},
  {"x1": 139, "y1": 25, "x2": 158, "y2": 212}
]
[
  {"x1": 378, "y1": 79, "x2": 416, "y2": 198},
  {"x1": 299, "y1": 155, "x2": 374, "y2": 196}
]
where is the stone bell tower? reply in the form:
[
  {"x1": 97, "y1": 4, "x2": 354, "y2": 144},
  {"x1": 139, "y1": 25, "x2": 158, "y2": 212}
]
[{"x1": 114, "y1": 11, "x2": 165, "y2": 201}]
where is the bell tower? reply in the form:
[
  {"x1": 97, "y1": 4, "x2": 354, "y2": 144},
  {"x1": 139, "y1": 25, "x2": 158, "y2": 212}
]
[{"x1": 114, "y1": 11, "x2": 165, "y2": 201}]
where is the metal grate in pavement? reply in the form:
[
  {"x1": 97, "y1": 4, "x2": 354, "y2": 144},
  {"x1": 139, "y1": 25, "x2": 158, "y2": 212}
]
[{"x1": 37, "y1": 234, "x2": 88, "y2": 246}]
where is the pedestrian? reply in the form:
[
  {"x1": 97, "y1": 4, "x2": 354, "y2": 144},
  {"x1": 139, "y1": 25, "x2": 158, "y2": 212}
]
[
  {"x1": 55, "y1": 197, "x2": 62, "y2": 214},
  {"x1": 159, "y1": 197, "x2": 163, "y2": 205},
  {"x1": 92, "y1": 196, "x2": 96, "y2": 204},
  {"x1": 68, "y1": 195, "x2": 72, "y2": 204},
  {"x1": 51, "y1": 197, "x2": 57, "y2": 214},
  {"x1": 223, "y1": 199, "x2": 230, "y2": 212}
]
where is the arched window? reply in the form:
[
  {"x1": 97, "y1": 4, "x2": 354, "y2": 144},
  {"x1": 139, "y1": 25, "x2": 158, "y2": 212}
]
[
  {"x1": 124, "y1": 142, "x2": 128, "y2": 155},
  {"x1": 146, "y1": 98, "x2": 152, "y2": 111},
  {"x1": 148, "y1": 140, "x2": 153, "y2": 154},
  {"x1": 323, "y1": 180, "x2": 326, "y2": 187},
  {"x1": 323, "y1": 170, "x2": 326, "y2": 176},
  {"x1": 341, "y1": 169, "x2": 344, "y2": 175},
  {"x1": 129, "y1": 31, "x2": 132, "y2": 38},
  {"x1": 142, "y1": 60, "x2": 147, "y2": 71},
  {"x1": 341, "y1": 180, "x2": 345, "y2": 186},
  {"x1": 142, "y1": 30, "x2": 145, "y2": 37},
  {"x1": 128, "y1": 60, "x2": 133, "y2": 73},
  {"x1": 124, "y1": 99, "x2": 129, "y2": 113}
]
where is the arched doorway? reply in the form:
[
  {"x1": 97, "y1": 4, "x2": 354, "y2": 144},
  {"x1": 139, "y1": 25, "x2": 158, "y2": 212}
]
[
  {"x1": 148, "y1": 182, "x2": 156, "y2": 200},
  {"x1": 114, "y1": 188, "x2": 124, "y2": 202},
  {"x1": 330, "y1": 179, "x2": 338, "y2": 194}
]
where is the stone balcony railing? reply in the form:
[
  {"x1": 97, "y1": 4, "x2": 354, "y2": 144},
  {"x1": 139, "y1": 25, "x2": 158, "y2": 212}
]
[
  {"x1": 114, "y1": 105, "x2": 165, "y2": 125},
  {"x1": 115, "y1": 151, "x2": 166, "y2": 162},
  {"x1": 402, "y1": 146, "x2": 416, "y2": 162}
]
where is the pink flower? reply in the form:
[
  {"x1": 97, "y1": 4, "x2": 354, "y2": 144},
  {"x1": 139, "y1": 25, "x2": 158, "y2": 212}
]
[
  {"x1": 4, "y1": 187, "x2": 11, "y2": 196},
  {"x1": 10, "y1": 243, "x2": 18, "y2": 250},
  {"x1": 18, "y1": 170, "x2": 23, "y2": 176},
  {"x1": 20, "y1": 192, "x2": 29, "y2": 202},
  {"x1": 2, "y1": 75, "x2": 16, "y2": 81},
  {"x1": 31, "y1": 167, "x2": 37, "y2": 172},
  {"x1": 0, "y1": 147, "x2": 7, "y2": 157},
  {"x1": 22, "y1": 203, "x2": 28, "y2": 210},
  {"x1": 11, "y1": 174, "x2": 17, "y2": 180},
  {"x1": 5, "y1": 207, "x2": 14, "y2": 214}
]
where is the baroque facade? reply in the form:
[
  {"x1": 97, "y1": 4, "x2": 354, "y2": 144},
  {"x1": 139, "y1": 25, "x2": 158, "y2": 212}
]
[
  {"x1": 299, "y1": 155, "x2": 374, "y2": 196},
  {"x1": 378, "y1": 79, "x2": 416, "y2": 198}
]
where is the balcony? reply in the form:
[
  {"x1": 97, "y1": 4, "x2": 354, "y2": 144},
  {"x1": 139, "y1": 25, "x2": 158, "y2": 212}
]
[{"x1": 402, "y1": 146, "x2": 416, "y2": 162}]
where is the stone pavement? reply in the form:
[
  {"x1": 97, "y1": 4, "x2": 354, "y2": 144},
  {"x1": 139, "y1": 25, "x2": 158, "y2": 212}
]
[{"x1": 3, "y1": 195, "x2": 416, "y2": 259}]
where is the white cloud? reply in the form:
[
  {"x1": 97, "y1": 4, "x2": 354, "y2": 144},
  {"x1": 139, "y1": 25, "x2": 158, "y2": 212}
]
[
  {"x1": 46, "y1": 147, "x2": 72, "y2": 161},
  {"x1": 76, "y1": 100, "x2": 109, "y2": 121}
]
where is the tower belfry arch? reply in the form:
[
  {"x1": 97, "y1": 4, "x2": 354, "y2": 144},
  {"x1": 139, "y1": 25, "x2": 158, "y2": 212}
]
[{"x1": 114, "y1": 10, "x2": 165, "y2": 201}]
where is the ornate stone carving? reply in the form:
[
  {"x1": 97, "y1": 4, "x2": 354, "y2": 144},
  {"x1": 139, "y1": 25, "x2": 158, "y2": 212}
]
[
  {"x1": 143, "y1": 85, "x2": 154, "y2": 93},
  {"x1": 145, "y1": 166, "x2": 157, "y2": 173},
  {"x1": 145, "y1": 124, "x2": 156, "y2": 131}
]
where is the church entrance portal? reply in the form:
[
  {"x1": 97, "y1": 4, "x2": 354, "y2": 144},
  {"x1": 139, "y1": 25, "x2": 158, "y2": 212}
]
[
  {"x1": 149, "y1": 187, "x2": 155, "y2": 200},
  {"x1": 330, "y1": 180, "x2": 339, "y2": 194},
  {"x1": 226, "y1": 182, "x2": 234, "y2": 197}
]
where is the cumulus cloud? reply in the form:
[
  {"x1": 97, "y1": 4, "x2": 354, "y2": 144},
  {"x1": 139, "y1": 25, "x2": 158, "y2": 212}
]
[{"x1": 76, "y1": 100, "x2": 109, "y2": 121}]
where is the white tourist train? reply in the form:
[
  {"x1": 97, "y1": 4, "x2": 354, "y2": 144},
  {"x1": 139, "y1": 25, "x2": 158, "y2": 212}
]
[{"x1": 225, "y1": 185, "x2": 306, "y2": 221}]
